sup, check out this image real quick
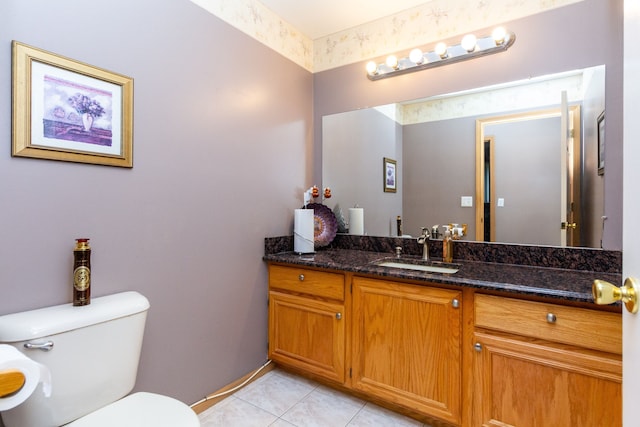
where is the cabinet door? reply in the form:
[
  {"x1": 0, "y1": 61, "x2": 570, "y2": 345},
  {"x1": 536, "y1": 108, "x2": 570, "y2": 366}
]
[
  {"x1": 352, "y1": 277, "x2": 462, "y2": 424},
  {"x1": 269, "y1": 291, "x2": 345, "y2": 383},
  {"x1": 473, "y1": 331, "x2": 622, "y2": 427}
]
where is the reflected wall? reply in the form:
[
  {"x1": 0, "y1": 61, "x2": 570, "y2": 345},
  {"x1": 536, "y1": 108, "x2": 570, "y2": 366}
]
[{"x1": 313, "y1": 0, "x2": 623, "y2": 249}]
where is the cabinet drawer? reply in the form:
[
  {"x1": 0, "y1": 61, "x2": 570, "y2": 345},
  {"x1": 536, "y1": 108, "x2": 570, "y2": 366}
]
[
  {"x1": 475, "y1": 294, "x2": 621, "y2": 354},
  {"x1": 269, "y1": 265, "x2": 345, "y2": 300}
]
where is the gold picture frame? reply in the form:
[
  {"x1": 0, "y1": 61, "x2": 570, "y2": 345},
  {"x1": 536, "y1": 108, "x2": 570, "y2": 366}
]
[
  {"x1": 383, "y1": 157, "x2": 397, "y2": 193},
  {"x1": 12, "y1": 41, "x2": 133, "y2": 167}
]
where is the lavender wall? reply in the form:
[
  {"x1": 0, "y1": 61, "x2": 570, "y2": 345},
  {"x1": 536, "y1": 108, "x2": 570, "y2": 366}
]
[
  {"x1": 403, "y1": 117, "x2": 477, "y2": 239},
  {"x1": 314, "y1": 0, "x2": 623, "y2": 250},
  {"x1": 322, "y1": 108, "x2": 402, "y2": 236},
  {"x1": 582, "y1": 66, "x2": 607, "y2": 247},
  {"x1": 489, "y1": 117, "x2": 561, "y2": 245},
  {"x1": 0, "y1": 0, "x2": 312, "y2": 408}
]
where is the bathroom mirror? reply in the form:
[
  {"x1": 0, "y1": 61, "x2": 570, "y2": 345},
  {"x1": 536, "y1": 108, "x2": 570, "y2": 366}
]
[{"x1": 322, "y1": 65, "x2": 606, "y2": 248}]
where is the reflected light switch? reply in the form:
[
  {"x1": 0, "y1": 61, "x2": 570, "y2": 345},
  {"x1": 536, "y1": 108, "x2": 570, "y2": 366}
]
[
  {"x1": 497, "y1": 198, "x2": 505, "y2": 207},
  {"x1": 461, "y1": 196, "x2": 473, "y2": 207}
]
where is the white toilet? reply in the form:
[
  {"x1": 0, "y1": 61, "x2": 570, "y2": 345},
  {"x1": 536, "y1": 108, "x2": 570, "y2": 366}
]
[{"x1": 0, "y1": 291, "x2": 200, "y2": 427}]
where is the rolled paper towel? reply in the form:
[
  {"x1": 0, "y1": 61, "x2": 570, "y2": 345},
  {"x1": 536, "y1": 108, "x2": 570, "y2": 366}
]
[
  {"x1": 349, "y1": 208, "x2": 364, "y2": 235},
  {"x1": 0, "y1": 344, "x2": 51, "y2": 410},
  {"x1": 294, "y1": 208, "x2": 315, "y2": 253}
]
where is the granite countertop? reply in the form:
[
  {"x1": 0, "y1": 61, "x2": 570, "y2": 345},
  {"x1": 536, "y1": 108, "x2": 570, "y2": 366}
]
[{"x1": 264, "y1": 248, "x2": 622, "y2": 305}]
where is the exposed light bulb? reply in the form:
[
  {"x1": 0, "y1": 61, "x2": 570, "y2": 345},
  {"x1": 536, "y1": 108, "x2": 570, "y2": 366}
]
[
  {"x1": 409, "y1": 48, "x2": 424, "y2": 64},
  {"x1": 461, "y1": 34, "x2": 477, "y2": 52},
  {"x1": 386, "y1": 55, "x2": 399, "y2": 69},
  {"x1": 492, "y1": 27, "x2": 507, "y2": 45},
  {"x1": 366, "y1": 61, "x2": 378, "y2": 75},
  {"x1": 435, "y1": 42, "x2": 448, "y2": 59}
]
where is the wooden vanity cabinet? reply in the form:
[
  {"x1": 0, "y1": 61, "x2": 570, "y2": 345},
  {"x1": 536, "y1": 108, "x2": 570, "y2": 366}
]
[
  {"x1": 267, "y1": 263, "x2": 623, "y2": 427},
  {"x1": 268, "y1": 264, "x2": 347, "y2": 383},
  {"x1": 351, "y1": 276, "x2": 463, "y2": 425},
  {"x1": 472, "y1": 294, "x2": 622, "y2": 427}
]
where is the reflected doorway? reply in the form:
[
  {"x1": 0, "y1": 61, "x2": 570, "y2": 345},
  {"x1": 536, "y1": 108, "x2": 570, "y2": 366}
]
[
  {"x1": 476, "y1": 106, "x2": 581, "y2": 246},
  {"x1": 483, "y1": 136, "x2": 495, "y2": 242}
]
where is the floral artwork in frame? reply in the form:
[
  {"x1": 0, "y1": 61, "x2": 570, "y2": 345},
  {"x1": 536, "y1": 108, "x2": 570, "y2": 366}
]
[
  {"x1": 384, "y1": 157, "x2": 397, "y2": 193},
  {"x1": 12, "y1": 41, "x2": 133, "y2": 167}
]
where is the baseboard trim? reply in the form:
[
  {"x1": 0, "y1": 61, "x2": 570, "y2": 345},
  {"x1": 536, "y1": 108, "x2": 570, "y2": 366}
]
[{"x1": 190, "y1": 361, "x2": 276, "y2": 414}]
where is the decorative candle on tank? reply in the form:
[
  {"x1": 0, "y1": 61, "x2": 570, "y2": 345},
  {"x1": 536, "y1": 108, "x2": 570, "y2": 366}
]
[{"x1": 73, "y1": 238, "x2": 91, "y2": 306}]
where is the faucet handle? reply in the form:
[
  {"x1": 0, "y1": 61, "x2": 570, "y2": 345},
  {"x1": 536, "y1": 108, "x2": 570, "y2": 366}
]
[{"x1": 395, "y1": 246, "x2": 403, "y2": 258}]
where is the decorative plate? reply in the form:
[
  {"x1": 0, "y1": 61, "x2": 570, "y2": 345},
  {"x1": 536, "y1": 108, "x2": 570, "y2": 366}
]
[{"x1": 307, "y1": 203, "x2": 337, "y2": 247}]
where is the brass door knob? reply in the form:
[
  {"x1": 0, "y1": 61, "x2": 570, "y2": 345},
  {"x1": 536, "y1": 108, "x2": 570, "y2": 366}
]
[{"x1": 592, "y1": 277, "x2": 639, "y2": 314}]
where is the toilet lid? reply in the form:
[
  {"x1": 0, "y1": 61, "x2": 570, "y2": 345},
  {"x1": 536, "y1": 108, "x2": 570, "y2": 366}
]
[{"x1": 65, "y1": 392, "x2": 200, "y2": 427}]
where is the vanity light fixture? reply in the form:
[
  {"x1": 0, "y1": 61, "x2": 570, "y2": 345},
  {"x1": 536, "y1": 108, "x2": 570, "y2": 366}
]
[{"x1": 366, "y1": 27, "x2": 515, "y2": 81}]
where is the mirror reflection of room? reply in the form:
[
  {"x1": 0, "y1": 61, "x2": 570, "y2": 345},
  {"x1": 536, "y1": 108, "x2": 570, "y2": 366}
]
[{"x1": 323, "y1": 65, "x2": 605, "y2": 248}]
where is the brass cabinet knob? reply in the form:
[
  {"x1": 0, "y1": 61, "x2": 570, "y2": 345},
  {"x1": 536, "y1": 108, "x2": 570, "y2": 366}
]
[
  {"x1": 298, "y1": 274, "x2": 305, "y2": 281},
  {"x1": 336, "y1": 312, "x2": 342, "y2": 320},
  {"x1": 593, "y1": 277, "x2": 639, "y2": 314}
]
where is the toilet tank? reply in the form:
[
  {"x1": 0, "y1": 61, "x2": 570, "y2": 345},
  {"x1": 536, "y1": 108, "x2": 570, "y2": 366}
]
[{"x1": 0, "y1": 291, "x2": 150, "y2": 427}]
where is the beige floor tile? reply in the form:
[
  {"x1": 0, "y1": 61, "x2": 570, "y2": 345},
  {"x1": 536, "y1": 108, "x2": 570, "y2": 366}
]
[
  {"x1": 197, "y1": 368, "x2": 428, "y2": 427},
  {"x1": 280, "y1": 385, "x2": 365, "y2": 427},
  {"x1": 234, "y1": 370, "x2": 316, "y2": 417},
  {"x1": 269, "y1": 419, "x2": 297, "y2": 427},
  {"x1": 199, "y1": 395, "x2": 278, "y2": 426},
  {"x1": 347, "y1": 403, "x2": 426, "y2": 426}
]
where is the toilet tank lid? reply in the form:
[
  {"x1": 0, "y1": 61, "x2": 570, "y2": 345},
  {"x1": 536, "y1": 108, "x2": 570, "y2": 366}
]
[{"x1": 0, "y1": 291, "x2": 150, "y2": 342}]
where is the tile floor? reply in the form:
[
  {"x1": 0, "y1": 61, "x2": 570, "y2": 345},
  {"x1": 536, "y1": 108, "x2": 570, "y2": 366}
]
[{"x1": 198, "y1": 368, "x2": 432, "y2": 427}]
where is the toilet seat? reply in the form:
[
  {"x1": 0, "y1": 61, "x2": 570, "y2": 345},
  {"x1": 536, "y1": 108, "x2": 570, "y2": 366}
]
[{"x1": 65, "y1": 392, "x2": 200, "y2": 427}]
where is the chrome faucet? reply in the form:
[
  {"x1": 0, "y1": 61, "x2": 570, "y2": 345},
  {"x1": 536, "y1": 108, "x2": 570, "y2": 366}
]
[
  {"x1": 431, "y1": 225, "x2": 441, "y2": 240},
  {"x1": 395, "y1": 246, "x2": 403, "y2": 258},
  {"x1": 416, "y1": 227, "x2": 430, "y2": 261}
]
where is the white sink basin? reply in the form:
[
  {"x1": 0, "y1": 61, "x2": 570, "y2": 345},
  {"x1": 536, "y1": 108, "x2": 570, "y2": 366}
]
[{"x1": 376, "y1": 261, "x2": 459, "y2": 274}]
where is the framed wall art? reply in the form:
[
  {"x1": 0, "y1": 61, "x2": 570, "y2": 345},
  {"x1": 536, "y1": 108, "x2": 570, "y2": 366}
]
[
  {"x1": 12, "y1": 41, "x2": 133, "y2": 167},
  {"x1": 383, "y1": 157, "x2": 397, "y2": 193}
]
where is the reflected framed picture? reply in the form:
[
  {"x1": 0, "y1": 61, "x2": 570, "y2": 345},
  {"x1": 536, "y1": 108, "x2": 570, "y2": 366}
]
[
  {"x1": 383, "y1": 157, "x2": 397, "y2": 193},
  {"x1": 597, "y1": 110, "x2": 605, "y2": 176},
  {"x1": 12, "y1": 41, "x2": 134, "y2": 167}
]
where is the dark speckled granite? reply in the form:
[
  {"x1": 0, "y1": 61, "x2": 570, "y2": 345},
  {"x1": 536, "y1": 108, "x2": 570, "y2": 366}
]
[
  {"x1": 265, "y1": 234, "x2": 621, "y2": 273},
  {"x1": 264, "y1": 235, "x2": 623, "y2": 305}
]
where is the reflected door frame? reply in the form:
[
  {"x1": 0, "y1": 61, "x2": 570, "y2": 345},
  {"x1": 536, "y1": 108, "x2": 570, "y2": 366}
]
[{"x1": 475, "y1": 106, "x2": 581, "y2": 245}]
